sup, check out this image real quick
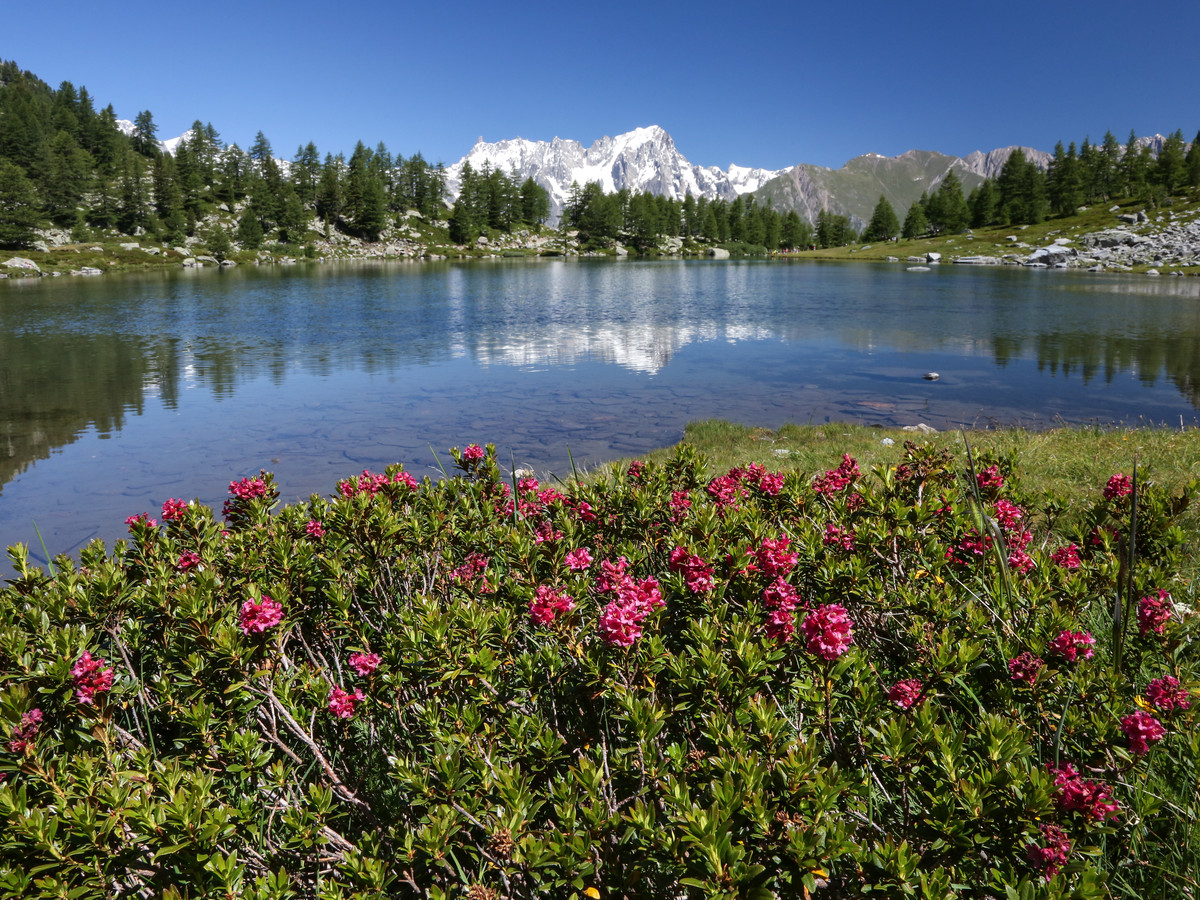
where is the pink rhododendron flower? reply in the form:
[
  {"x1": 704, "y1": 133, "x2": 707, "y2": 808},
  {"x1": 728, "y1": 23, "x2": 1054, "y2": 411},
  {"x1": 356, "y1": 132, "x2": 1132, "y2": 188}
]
[
  {"x1": 1008, "y1": 652, "x2": 1044, "y2": 685},
  {"x1": 1145, "y1": 676, "x2": 1190, "y2": 712},
  {"x1": 1007, "y1": 547, "x2": 1036, "y2": 574},
  {"x1": 1050, "y1": 544, "x2": 1081, "y2": 569},
  {"x1": 452, "y1": 553, "x2": 490, "y2": 584},
  {"x1": 812, "y1": 455, "x2": 860, "y2": 494},
  {"x1": 992, "y1": 499, "x2": 1024, "y2": 532},
  {"x1": 1047, "y1": 630, "x2": 1095, "y2": 663},
  {"x1": 627, "y1": 460, "x2": 645, "y2": 479},
  {"x1": 757, "y1": 471, "x2": 785, "y2": 495},
  {"x1": 888, "y1": 679, "x2": 923, "y2": 709},
  {"x1": 176, "y1": 551, "x2": 201, "y2": 571},
  {"x1": 594, "y1": 557, "x2": 630, "y2": 595},
  {"x1": 800, "y1": 604, "x2": 854, "y2": 660},
  {"x1": 1027, "y1": 824, "x2": 1071, "y2": 879},
  {"x1": 669, "y1": 490, "x2": 692, "y2": 520},
  {"x1": 764, "y1": 608, "x2": 795, "y2": 642},
  {"x1": 349, "y1": 652, "x2": 380, "y2": 676},
  {"x1": 71, "y1": 651, "x2": 114, "y2": 705},
  {"x1": 822, "y1": 523, "x2": 855, "y2": 552},
  {"x1": 706, "y1": 474, "x2": 747, "y2": 510},
  {"x1": 393, "y1": 471, "x2": 418, "y2": 490},
  {"x1": 239, "y1": 595, "x2": 283, "y2": 635},
  {"x1": 8, "y1": 709, "x2": 43, "y2": 753},
  {"x1": 125, "y1": 512, "x2": 158, "y2": 530},
  {"x1": 530, "y1": 585, "x2": 575, "y2": 625},
  {"x1": 946, "y1": 529, "x2": 993, "y2": 566},
  {"x1": 975, "y1": 465, "x2": 1004, "y2": 492},
  {"x1": 668, "y1": 547, "x2": 715, "y2": 594},
  {"x1": 1047, "y1": 763, "x2": 1119, "y2": 821},
  {"x1": 327, "y1": 686, "x2": 365, "y2": 719},
  {"x1": 517, "y1": 476, "x2": 540, "y2": 494},
  {"x1": 305, "y1": 520, "x2": 326, "y2": 538},
  {"x1": 1103, "y1": 473, "x2": 1133, "y2": 500},
  {"x1": 161, "y1": 498, "x2": 188, "y2": 522},
  {"x1": 754, "y1": 537, "x2": 798, "y2": 579},
  {"x1": 762, "y1": 577, "x2": 800, "y2": 612},
  {"x1": 229, "y1": 477, "x2": 268, "y2": 500},
  {"x1": 595, "y1": 564, "x2": 663, "y2": 647},
  {"x1": 1138, "y1": 590, "x2": 1173, "y2": 635},
  {"x1": 1121, "y1": 711, "x2": 1166, "y2": 755},
  {"x1": 462, "y1": 443, "x2": 485, "y2": 462},
  {"x1": 533, "y1": 520, "x2": 564, "y2": 544},
  {"x1": 571, "y1": 499, "x2": 598, "y2": 523},
  {"x1": 564, "y1": 548, "x2": 592, "y2": 570}
]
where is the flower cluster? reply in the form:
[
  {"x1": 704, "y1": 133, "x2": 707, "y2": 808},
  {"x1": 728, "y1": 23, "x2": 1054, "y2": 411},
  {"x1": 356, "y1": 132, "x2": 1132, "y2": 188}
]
[
  {"x1": 800, "y1": 604, "x2": 854, "y2": 660},
  {"x1": 1121, "y1": 710, "x2": 1166, "y2": 755},
  {"x1": 595, "y1": 558, "x2": 664, "y2": 647},
  {"x1": 728, "y1": 463, "x2": 784, "y2": 496},
  {"x1": 1103, "y1": 473, "x2": 1133, "y2": 500},
  {"x1": 975, "y1": 464, "x2": 1004, "y2": 492},
  {"x1": 1138, "y1": 590, "x2": 1173, "y2": 636},
  {"x1": 1047, "y1": 763, "x2": 1119, "y2": 821},
  {"x1": 812, "y1": 454, "x2": 860, "y2": 494},
  {"x1": 1026, "y1": 824, "x2": 1071, "y2": 879},
  {"x1": 564, "y1": 547, "x2": 592, "y2": 570},
  {"x1": 239, "y1": 595, "x2": 283, "y2": 635},
  {"x1": 161, "y1": 498, "x2": 189, "y2": 522},
  {"x1": 176, "y1": 551, "x2": 201, "y2": 571},
  {"x1": 1008, "y1": 652, "x2": 1044, "y2": 685},
  {"x1": 1050, "y1": 544, "x2": 1081, "y2": 569},
  {"x1": 1047, "y1": 630, "x2": 1095, "y2": 663},
  {"x1": 992, "y1": 499, "x2": 1024, "y2": 531},
  {"x1": 338, "y1": 469, "x2": 418, "y2": 498},
  {"x1": 762, "y1": 577, "x2": 802, "y2": 642},
  {"x1": 668, "y1": 546, "x2": 715, "y2": 594},
  {"x1": 946, "y1": 529, "x2": 993, "y2": 566},
  {"x1": 229, "y1": 477, "x2": 269, "y2": 500},
  {"x1": 706, "y1": 474, "x2": 748, "y2": 510},
  {"x1": 327, "y1": 686, "x2": 365, "y2": 719},
  {"x1": 753, "y1": 536, "x2": 799, "y2": 579},
  {"x1": 8, "y1": 709, "x2": 43, "y2": 753},
  {"x1": 462, "y1": 443, "x2": 485, "y2": 463},
  {"x1": 125, "y1": 512, "x2": 157, "y2": 530},
  {"x1": 530, "y1": 585, "x2": 575, "y2": 625},
  {"x1": 71, "y1": 651, "x2": 114, "y2": 705},
  {"x1": 1144, "y1": 676, "x2": 1190, "y2": 712},
  {"x1": 348, "y1": 652, "x2": 381, "y2": 676},
  {"x1": 822, "y1": 523, "x2": 855, "y2": 553},
  {"x1": 305, "y1": 520, "x2": 326, "y2": 539},
  {"x1": 451, "y1": 553, "x2": 490, "y2": 584},
  {"x1": 888, "y1": 679, "x2": 923, "y2": 710}
]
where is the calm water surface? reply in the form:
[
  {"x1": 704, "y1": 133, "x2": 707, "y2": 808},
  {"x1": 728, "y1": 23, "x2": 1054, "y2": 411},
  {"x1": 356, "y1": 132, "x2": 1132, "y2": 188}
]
[{"x1": 3, "y1": 258, "x2": 1200, "y2": 565}]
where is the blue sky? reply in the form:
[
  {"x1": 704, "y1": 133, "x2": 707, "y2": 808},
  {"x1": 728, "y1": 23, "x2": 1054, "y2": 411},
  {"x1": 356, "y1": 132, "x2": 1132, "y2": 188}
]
[{"x1": 6, "y1": 0, "x2": 1198, "y2": 171}]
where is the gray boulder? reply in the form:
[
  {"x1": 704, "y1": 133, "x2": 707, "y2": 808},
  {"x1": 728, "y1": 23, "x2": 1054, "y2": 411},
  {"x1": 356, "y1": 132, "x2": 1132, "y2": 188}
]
[
  {"x1": 708, "y1": 247, "x2": 730, "y2": 259},
  {"x1": 4, "y1": 257, "x2": 40, "y2": 273}
]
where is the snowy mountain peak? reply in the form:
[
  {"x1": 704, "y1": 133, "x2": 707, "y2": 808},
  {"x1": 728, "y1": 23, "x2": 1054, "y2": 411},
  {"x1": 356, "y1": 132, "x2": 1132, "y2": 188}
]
[{"x1": 446, "y1": 125, "x2": 784, "y2": 222}]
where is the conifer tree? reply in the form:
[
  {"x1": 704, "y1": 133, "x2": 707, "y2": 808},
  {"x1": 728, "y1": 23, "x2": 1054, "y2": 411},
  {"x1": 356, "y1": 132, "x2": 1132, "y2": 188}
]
[
  {"x1": 0, "y1": 158, "x2": 41, "y2": 247},
  {"x1": 862, "y1": 195, "x2": 900, "y2": 241},
  {"x1": 901, "y1": 195, "x2": 928, "y2": 239}
]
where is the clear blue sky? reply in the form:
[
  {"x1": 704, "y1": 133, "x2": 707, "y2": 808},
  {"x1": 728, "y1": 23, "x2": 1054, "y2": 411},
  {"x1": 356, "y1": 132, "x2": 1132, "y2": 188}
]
[{"x1": 6, "y1": 0, "x2": 1198, "y2": 171}]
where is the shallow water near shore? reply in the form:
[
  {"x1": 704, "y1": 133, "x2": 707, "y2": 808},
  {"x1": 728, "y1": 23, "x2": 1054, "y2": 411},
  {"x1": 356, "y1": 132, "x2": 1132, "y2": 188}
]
[{"x1": 3, "y1": 257, "x2": 1200, "y2": 565}]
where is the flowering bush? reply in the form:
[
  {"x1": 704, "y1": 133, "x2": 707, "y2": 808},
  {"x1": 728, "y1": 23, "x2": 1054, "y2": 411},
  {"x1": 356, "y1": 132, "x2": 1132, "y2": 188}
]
[{"x1": 0, "y1": 439, "x2": 1196, "y2": 899}]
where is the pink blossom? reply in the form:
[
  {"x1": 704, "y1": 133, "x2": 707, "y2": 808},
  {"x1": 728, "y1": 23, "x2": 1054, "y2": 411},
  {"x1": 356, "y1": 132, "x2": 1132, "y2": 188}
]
[
  {"x1": 763, "y1": 608, "x2": 795, "y2": 642},
  {"x1": 533, "y1": 520, "x2": 564, "y2": 544},
  {"x1": 706, "y1": 474, "x2": 747, "y2": 510},
  {"x1": 176, "y1": 551, "x2": 201, "y2": 571},
  {"x1": 305, "y1": 520, "x2": 326, "y2": 539},
  {"x1": 8, "y1": 709, "x2": 43, "y2": 752},
  {"x1": 229, "y1": 477, "x2": 268, "y2": 500},
  {"x1": 822, "y1": 523, "x2": 855, "y2": 552},
  {"x1": 328, "y1": 686, "x2": 365, "y2": 719},
  {"x1": 975, "y1": 465, "x2": 1004, "y2": 492},
  {"x1": 669, "y1": 490, "x2": 692, "y2": 521},
  {"x1": 517, "y1": 476, "x2": 540, "y2": 494},
  {"x1": 571, "y1": 500, "x2": 598, "y2": 523},
  {"x1": 393, "y1": 470, "x2": 418, "y2": 490},
  {"x1": 888, "y1": 679, "x2": 923, "y2": 709},
  {"x1": 1008, "y1": 652, "x2": 1044, "y2": 685},
  {"x1": 1007, "y1": 547, "x2": 1036, "y2": 574},
  {"x1": 530, "y1": 585, "x2": 575, "y2": 625},
  {"x1": 125, "y1": 512, "x2": 158, "y2": 530},
  {"x1": 1047, "y1": 763, "x2": 1119, "y2": 821},
  {"x1": 594, "y1": 557, "x2": 630, "y2": 595},
  {"x1": 598, "y1": 598, "x2": 645, "y2": 647},
  {"x1": 800, "y1": 604, "x2": 854, "y2": 660},
  {"x1": 161, "y1": 498, "x2": 189, "y2": 522},
  {"x1": 239, "y1": 595, "x2": 283, "y2": 635},
  {"x1": 1138, "y1": 590, "x2": 1173, "y2": 635},
  {"x1": 668, "y1": 547, "x2": 715, "y2": 594},
  {"x1": 564, "y1": 548, "x2": 593, "y2": 570},
  {"x1": 462, "y1": 444, "x2": 485, "y2": 462},
  {"x1": 812, "y1": 455, "x2": 860, "y2": 495},
  {"x1": 946, "y1": 529, "x2": 992, "y2": 566},
  {"x1": 595, "y1": 566, "x2": 663, "y2": 647},
  {"x1": 1047, "y1": 630, "x2": 1095, "y2": 663},
  {"x1": 71, "y1": 651, "x2": 114, "y2": 705},
  {"x1": 627, "y1": 460, "x2": 645, "y2": 479},
  {"x1": 758, "y1": 471, "x2": 785, "y2": 495},
  {"x1": 754, "y1": 537, "x2": 798, "y2": 579},
  {"x1": 762, "y1": 577, "x2": 800, "y2": 612},
  {"x1": 1050, "y1": 544, "x2": 1081, "y2": 569},
  {"x1": 1026, "y1": 823, "x2": 1071, "y2": 879},
  {"x1": 348, "y1": 652, "x2": 381, "y2": 677},
  {"x1": 1121, "y1": 710, "x2": 1166, "y2": 755},
  {"x1": 451, "y1": 553, "x2": 490, "y2": 584},
  {"x1": 1103, "y1": 473, "x2": 1133, "y2": 500},
  {"x1": 992, "y1": 499, "x2": 1024, "y2": 532},
  {"x1": 1145, "y1": 676, "x2": 1190, "y2": 712}
]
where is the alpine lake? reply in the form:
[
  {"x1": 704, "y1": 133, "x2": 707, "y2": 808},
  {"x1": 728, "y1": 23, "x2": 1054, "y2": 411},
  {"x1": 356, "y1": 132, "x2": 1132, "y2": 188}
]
[{"x1": 3, "y1": 257, "x2": 1200, "y2": 567}]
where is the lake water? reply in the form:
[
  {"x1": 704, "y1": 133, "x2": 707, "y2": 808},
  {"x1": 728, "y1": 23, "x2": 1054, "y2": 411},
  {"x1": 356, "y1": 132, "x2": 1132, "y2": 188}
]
[{"x1": 3, "y1": 258, "x2": 1200, "y2": 566}]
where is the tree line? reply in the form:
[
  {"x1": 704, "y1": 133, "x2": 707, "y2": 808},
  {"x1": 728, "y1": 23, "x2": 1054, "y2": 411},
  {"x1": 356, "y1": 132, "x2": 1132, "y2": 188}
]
[{"x1": 0, "y1": 58, "x2": 448, "y2": 249}]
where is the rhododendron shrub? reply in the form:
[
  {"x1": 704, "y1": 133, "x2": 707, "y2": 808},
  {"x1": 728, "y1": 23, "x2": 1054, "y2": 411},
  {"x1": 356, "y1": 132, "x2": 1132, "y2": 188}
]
[{"x1": 0, "y1": 440, "x2": 1196, "y2": 899}]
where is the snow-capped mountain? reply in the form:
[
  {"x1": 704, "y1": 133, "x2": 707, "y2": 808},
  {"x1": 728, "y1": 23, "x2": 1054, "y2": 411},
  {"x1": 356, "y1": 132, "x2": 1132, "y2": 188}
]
[{"x1": 445, "y1": 125, "x2": 783, "y2": 222}]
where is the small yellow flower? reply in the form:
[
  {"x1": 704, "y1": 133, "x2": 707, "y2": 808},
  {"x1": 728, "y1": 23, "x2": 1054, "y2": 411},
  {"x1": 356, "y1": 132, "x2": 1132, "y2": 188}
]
[{"x1": 585, "y1": 888, "x2": 601, "y2": 899}]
